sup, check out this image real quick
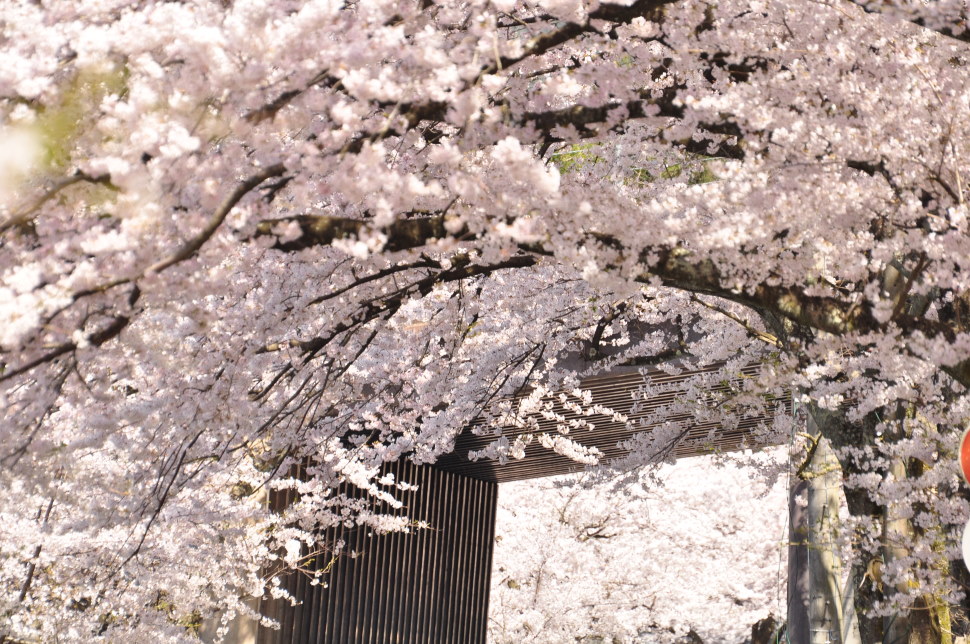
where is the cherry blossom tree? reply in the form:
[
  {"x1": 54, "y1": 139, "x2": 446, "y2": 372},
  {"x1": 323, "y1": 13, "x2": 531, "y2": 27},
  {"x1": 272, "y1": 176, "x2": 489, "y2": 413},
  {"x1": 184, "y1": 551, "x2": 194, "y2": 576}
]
[
  {"x1": 2, "y1": 1, "x2": 970, "y2": 642},
  {"x1": 489, "y1": 451, "x2": 790, "y2": 644}
]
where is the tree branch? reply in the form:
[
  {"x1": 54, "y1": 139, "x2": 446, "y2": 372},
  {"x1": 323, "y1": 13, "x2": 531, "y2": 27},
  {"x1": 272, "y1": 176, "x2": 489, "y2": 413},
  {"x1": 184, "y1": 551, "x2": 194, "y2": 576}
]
[
  {"x1": 253, "y1": 209, "x2": 970, "y2": 387},
  {"x1": 689, "y1": 294, "x2": 780, "y2": 347},
  {"x1": 0, "y1": 171, "x2": 115, "y2": 235},
  {"x1": 147, "y1": 163, "x2": 286, "y2": 274},
  {"x1": 0, "y1": 314, "x2": 130, "y2": 383},
  {"x1": 258, "y1": 254, "x2": 538, "y2": 356},
  {"x1": 843, "y1": 1, "x2": 970, "y2": 45},
  {"x1": 254, "y1": 212, "x2": 456, "y2": 253},
  {"x1": 485, "y1": 0, "x2": 678, "y2": 77},
  {"x1": 18, "y1": 497, "x2": 55, "y2": 603},
  {"x1": 520, "y1": 88, "x2": 746, "y2": 158}
]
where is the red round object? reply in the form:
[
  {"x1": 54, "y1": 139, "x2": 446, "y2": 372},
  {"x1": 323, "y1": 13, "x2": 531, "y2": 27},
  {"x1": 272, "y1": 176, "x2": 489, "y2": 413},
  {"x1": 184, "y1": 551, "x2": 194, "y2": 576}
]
[{"x1": 961, "y1": 427, "x2": 970, "y2": 486}]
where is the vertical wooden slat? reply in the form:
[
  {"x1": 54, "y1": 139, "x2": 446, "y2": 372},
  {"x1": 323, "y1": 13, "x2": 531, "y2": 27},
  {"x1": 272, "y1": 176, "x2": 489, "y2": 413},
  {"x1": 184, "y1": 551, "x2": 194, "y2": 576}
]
[
  {"x1": 334, "y1": 522, "x2": 357, "y2": 643},
  {"x1": 478, "y1": 480, "x2": 499, "y2": 641},
  {"x1": 352, "y1": 505, "x2": 373, "y2": 643},
  {"x1": 428, "y1": 459, "x2": 448, "y2": 644},
  {"x1": 466, "y1": 476, "x2": 484, "y2": 642},
  {"x1": 401, "y1": 465, "x2": 420, "y2": 642},
  {"x1": 455, "y1": 473, "x2": 471, "y2": 643},
  {"x1": 410, "y1": 464, "x2": 430, "y2": 643}
]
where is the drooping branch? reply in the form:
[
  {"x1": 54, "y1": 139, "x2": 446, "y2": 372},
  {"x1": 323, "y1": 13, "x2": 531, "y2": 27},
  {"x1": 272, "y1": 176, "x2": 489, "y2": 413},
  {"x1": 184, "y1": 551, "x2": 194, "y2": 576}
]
[
  {"x1": 335, "y1": 3, "x2": 754, "y2": 159},
  {"x1": 0, "y1": 171, "x2": 115, "y2": 235},
  {"x1": 645, "y1": 246, "x2": 875, "y2": 336},
  {"x1": 520, "y1": 88, "x2": 746, "y2": 158},
  {"x1": 647, "y1": 246, "x2": 970, "y2": 388},
  {"x1": 0, "y1": 314, "x2": 130, "y2": 383},
  {"x1": 689, "y1": 294, "x2": 780, "y2": 347},
  {"x1": 254, "y1": 212, "x2": 868, "y2": 336},
  {"x1": 258, "y1": 253, "x2": 538, "y2": 357},
  {"x1": 350, "y1": 81, "x2": 747, "y2": 160},
  {"x1": 245, "y1": 71, "x2": 342, "y2": 125},
  {"x1": 0, "y1": 165, "x2": 287, "y2": 381},
  {"x1": 254, "y1": 211, "x2": 970, "y2": 388},
  {"x1": 843, "y1": 0, "x2": 970, "y2": 44}
]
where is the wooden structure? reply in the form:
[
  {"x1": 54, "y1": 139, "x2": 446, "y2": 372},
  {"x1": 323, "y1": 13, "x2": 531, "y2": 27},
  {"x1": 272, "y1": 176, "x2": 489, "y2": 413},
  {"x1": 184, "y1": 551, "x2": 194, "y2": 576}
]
[
  {"x1": 257, "y1": 460, "x2": 497, "y2": 644},
  {"x1": 256, "y1": 364, "x2": 789, "y2": 643},
  {"x1": 437, "y1": 362, "x2": 778, "y2": 482}
]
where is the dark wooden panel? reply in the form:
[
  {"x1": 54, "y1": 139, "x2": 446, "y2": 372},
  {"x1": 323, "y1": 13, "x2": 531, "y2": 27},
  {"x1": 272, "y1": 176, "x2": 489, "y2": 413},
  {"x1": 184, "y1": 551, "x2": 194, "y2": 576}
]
[
  {"x1": 257, "y1": 461, "x2": 497, "y2": 644},
  {"x1": 436, "y1": 363, "x2": 790, "y2": 482}
]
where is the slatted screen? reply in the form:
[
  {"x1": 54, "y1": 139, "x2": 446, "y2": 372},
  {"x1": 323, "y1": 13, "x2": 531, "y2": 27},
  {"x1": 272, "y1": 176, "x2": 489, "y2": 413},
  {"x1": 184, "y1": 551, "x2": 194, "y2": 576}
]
[
  {"x1": 437, "y1": 363, "x2": 790, "y2": 482},
  {"x1": 257, "y1": 460, "x2": 497, "y2": 644}
]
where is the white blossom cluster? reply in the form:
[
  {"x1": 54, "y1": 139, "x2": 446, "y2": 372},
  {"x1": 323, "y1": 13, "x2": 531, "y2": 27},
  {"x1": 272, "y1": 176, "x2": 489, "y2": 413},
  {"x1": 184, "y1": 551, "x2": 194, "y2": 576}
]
[{"x1": 490, "y1": 450, "x2": 789, "y2": 643}]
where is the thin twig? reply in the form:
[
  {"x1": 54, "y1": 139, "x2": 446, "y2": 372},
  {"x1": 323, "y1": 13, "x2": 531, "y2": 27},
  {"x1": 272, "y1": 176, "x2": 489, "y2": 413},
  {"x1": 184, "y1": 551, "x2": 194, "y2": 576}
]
[
  {"x1": 18, "y1": 496, "x2": 55, "y2": 602},
  {"x1": 891, "y1": 253, "x2": 927, "y2": 322}
]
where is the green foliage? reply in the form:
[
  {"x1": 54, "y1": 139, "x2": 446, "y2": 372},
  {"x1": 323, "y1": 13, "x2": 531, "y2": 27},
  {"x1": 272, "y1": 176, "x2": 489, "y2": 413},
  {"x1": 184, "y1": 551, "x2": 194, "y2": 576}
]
[
  {"x1": 630, "y1": 167, "x2": 656, "y2": 183},
  {"x1": 630, "y1": 158, "x2": 718, "y2": 185},
  {"x1": 551, "y1": 144, "x2": 719, "y2": 186},
  {"x1": 153, "y1": 590, "x2": 204, "y2": 635},
  {"x1": 33, "y1": 66, "x2": 128, "y2": 172},
  {"x1": 688, "y1": 163, "x2": 718, "y2": 185},
  {"x1": 551, "y1": 143, "x2": 604, "y2": 174},
  {"x1": 616, "y1": 54, "x2": 635, "y2": 68}
]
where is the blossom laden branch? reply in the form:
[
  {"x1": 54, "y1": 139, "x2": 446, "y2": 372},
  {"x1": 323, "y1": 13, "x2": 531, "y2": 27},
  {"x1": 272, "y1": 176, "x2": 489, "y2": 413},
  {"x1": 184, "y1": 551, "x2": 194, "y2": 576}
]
[
  {"x1": 843, "y1": 0, "x2": 970, "y2": 44},
  {"x1": 256, "y1": 211, "x2": 970, "y2": 387},
  {"x1": 0, "y1": 164, "x2": 286, "y2": 382},
  {"x1": 147, "y1": 163, "x2": 287, "y2": 274},
  {"x1": 0, "y1": 171, "x2": 115, "y2": 235},
  {"x1": 258, "y1": 253, "x2": 538, "y2": 357},
  {"x1": 0, "y1": 314, "x2": 130, "y2": 383},
  {"x1": 520, "y1": 89, "x2": 746, "y2": 158},
  {"x1": 485, "y1": 0, "x2": 679, "y2": 77}
]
